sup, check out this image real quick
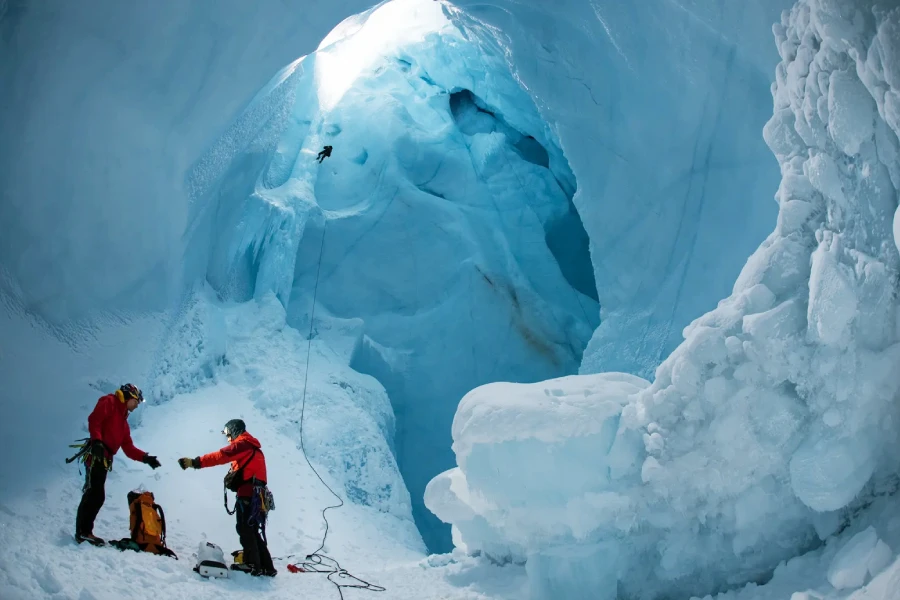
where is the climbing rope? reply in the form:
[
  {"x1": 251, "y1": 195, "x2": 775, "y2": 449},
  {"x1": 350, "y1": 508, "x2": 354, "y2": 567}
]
[{"x1": 279, "y1": 218, "x2": 385, "y2": 599}]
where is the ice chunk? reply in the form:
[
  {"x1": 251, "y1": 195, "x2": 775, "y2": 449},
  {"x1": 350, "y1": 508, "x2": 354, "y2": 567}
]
[
  {"x1": 827, "y1": 526, "x2": 881, "y2": 590},
  {"x1": 828, "y1": 70, "x2": 876, "y2": 156},
  {"x1": 432, "y1": 7, "x2": 900, "y2": 597},
  {"x1": 807, "y1": 232, "x2": 858, "y2": 347},
  {"x1": 526, "y1": 543, "x2": 618, "y2": 600},
  {"x1": 790, "y1": 428, "x2": 876, "y2": 512}
]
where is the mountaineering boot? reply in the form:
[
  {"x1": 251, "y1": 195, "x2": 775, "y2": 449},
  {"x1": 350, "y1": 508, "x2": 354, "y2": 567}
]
[
  {"x1": 230, "y1": 563, "x2": 254, "y2": 574},
  {"x1": 75, "y1": 533, "x2": 106, "y2": 546}
]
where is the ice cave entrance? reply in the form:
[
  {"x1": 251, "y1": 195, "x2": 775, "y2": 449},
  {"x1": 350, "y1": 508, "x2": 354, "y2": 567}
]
[{"x1": 197, "y1": 0, "x2": 599, "y2": 552}]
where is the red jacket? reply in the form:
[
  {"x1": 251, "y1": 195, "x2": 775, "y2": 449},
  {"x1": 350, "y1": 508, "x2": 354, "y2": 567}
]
[
  {"x1": 198, "y1": 432, "x2": 267, "y2": 497},
  {"x1": 87, "y1": 394, "x2": 147, "y2": 462}
]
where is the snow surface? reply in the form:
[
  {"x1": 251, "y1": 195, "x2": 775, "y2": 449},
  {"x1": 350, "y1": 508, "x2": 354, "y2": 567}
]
[{"x1": 0, "y1": 291, "x2": 528, "y2": 600}]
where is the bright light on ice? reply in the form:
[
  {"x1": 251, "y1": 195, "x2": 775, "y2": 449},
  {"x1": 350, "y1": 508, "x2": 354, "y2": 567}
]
[{"x1": 314, "y1": 0, "x2": 454, "y2": 111}]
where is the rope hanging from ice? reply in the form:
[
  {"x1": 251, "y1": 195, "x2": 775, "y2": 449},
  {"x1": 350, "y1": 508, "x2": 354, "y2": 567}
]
[{"x1": 279, "y1": 219, "x2": 386, "y2": 599}]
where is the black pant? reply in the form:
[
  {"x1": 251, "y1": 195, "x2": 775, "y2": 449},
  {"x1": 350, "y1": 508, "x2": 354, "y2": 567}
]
[
  {"x1": 236, "y1": 497, "x2": 274, "y2": 572},
  {"x1": 75, "y1": 459, "x2": 108, "y2": 536}
]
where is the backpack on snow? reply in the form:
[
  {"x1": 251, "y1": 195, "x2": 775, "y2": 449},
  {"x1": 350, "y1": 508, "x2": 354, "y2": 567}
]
[{"x1": 110, "y1": 490, "x2": 177, "y2": 559}]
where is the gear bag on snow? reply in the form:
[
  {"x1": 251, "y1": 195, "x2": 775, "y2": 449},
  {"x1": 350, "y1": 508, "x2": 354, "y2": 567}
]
[
  {"x1": 194, "y1": 541, "x2": 229, "y2": 579},
  {"x1": 110, "y1": 490, "x2": 177, "y2": 559}
]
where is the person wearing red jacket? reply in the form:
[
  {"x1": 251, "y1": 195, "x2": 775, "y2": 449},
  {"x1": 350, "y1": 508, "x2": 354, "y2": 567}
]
[
  {"x1": 75, "y1": 384, "x2": 161, "y2": 546},
  {"x1": 179, "y1": 419, "x2": 275, "y2": 577}
]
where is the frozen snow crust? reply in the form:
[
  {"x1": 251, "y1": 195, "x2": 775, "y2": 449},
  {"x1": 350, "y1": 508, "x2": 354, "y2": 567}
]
[{"x1": 427, "y1": 1, "x2": 900, "y2": 599}]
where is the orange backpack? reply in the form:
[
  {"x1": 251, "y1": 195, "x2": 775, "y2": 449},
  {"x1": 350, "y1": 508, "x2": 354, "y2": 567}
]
[{"x1": 127, "y1": 491, "x2": 177, "y2": 558}]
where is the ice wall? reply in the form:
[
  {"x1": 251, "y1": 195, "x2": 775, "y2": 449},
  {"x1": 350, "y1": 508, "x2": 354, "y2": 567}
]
[
  {"x1": 447, "y1": 0, "x2": 790, "y2": 377},
  {"x1": 1, "y1": 0, "x2": 787, "y2": 383},
  {"x1": 189, "y1": 0, "x2": 598, "y2": 552},
  {"x1": 0, "y1": 0, "x2": 856, "y2": 583},
  {"x1": 0, "y1": 0, "x2": 372, "y2": 322},
  {"x1": 427, "y1": 2, "x2": 900, "y2": 599}
]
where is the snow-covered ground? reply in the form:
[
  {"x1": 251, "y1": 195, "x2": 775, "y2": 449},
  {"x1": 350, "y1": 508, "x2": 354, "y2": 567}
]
[{"x1": 0, "y1": 291, "x2": 524, "y2": 600}]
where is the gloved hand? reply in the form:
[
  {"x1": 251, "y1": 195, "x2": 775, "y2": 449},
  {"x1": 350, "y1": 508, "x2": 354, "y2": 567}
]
[
  {"x1": 143, "y1": 455, "x2": 161, "y2": 469},
  {"x1": 178, "y1": 457, "x2": 201, "y2": 470}
]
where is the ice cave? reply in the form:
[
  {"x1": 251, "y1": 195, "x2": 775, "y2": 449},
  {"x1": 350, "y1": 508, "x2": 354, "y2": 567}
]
[{"x1": 2, "y1": 0, "x2": 900, "y2": 599}]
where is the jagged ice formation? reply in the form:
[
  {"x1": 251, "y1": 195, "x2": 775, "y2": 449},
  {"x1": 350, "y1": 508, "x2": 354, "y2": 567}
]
[{"x1": 426, "y1": 2, "x2": 900, "y2": 599}]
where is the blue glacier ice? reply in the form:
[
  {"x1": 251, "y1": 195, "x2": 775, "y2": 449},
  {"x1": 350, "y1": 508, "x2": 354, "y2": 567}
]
[
  {"x1": 3, "y1": 0, "x2": 900, "y2": 599},
  {"x1": 427, "y1": 2, "x2": 900, "y2": 599},
  {"x1": 187, "y1": 0, "x2": 598, "y2": 551}
]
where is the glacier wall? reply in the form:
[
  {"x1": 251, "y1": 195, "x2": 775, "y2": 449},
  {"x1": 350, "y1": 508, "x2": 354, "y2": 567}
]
[
  {"x1": 0, "y1": 0, "x2": 373, "y2": 322},
  {"x1": 1, "y1": 0, "x2": 784, "y2": 384},
  {"x1": 446, "y1": 0, "x2": 789, "y2": 377},
  {"x1": 426, "y1": 1, "x2": 900, "y2": 599},
  {"x1": 187, "y1": 0, "x2": 598, "y2": 552}
]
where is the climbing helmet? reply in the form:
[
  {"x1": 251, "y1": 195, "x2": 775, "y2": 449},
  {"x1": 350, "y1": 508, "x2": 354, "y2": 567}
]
[
  {"x1": 119, "y1": 383, "x2": 144, "y2": 403},
  {"x1": 222, "y1": 419, "x2": 246, "y2": 439}
]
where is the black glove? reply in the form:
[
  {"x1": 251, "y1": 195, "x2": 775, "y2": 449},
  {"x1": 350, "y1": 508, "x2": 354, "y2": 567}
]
[
  {"x1": 143, "y1": 455, "x2": 161, "y2": 469},
  {"x1": 178, "y1": 457, "x2": 201, "y2": 470}
]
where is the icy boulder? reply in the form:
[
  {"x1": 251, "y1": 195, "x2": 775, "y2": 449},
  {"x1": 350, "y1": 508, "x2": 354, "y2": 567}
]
[
  {"x1": 429, "y1": 2, "x2": 900, "y2": 598},
  {"x1": 826, "y1": 526, "x2": 892, "y2": 590},
  {"x1": 425, "y1": 373, "x2": 649, "y2": 577}
]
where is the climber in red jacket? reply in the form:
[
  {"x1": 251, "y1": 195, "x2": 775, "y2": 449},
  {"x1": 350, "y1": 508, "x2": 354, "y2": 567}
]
[
  {"x1": 75, "y1": 384, "x2": 161, "y2": 545},
  {"x1": 179, "y1": 419, "x2": 276, "y2": 577}
]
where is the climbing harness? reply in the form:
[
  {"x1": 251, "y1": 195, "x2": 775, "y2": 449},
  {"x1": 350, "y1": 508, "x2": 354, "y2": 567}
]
[
  {"x1": 222, "y1": 447, "x2": 276, "y2": 542},
  {"x1": 223, "y1": 448, "x2": 258, "y2": 494},
  {"x1": 66, "y1": 438, "x2": 111, "y2": 481},
  {"x1": 278, "y1": 221, "x2": 385, "y2": 599},
  {"x1": 66, "y1": 438, "x2": 91, "y2": 464}
]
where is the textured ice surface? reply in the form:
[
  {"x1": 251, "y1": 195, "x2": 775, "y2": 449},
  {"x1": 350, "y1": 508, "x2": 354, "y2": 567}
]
[
  {"x1": 444, "y1": 0, "x2": 788, "y2": 377},
  {"x1": 0, "y1": 0, "x2": 784, "y2": 382},
  {"x1": 0, "y1": 0, "x2": 376, "y2": 322},
  {"x1": 427, "y1": 2, "x2": 900, "y2": 599},
  {"x1": 190, "y1": 0, "x2": 598, "y2": 552}
]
